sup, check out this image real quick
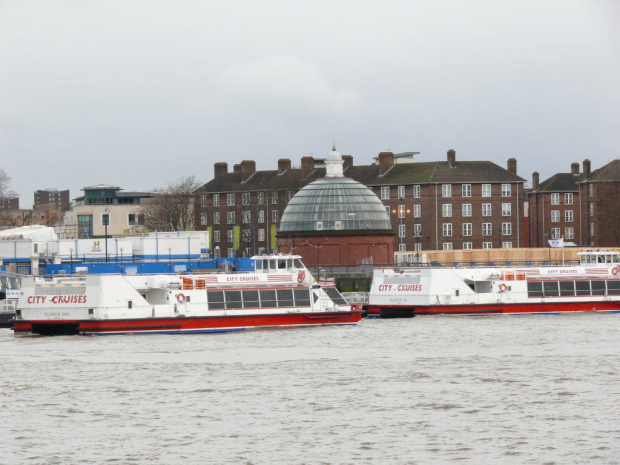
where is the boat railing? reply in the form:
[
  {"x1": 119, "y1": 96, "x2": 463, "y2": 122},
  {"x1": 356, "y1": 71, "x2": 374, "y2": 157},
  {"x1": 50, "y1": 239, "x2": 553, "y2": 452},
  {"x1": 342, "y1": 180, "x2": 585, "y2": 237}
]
[
  {"x1": 341, "y1": 292, "x2": 369, "y2": 305},
  {"x1": 0, "y1": 299, "x2": 17, "y2": 315}
]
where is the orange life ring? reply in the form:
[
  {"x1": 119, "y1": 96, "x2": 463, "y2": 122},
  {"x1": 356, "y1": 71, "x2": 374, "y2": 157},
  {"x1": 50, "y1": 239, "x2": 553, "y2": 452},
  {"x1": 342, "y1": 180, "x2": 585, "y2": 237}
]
[
  {"x1": 499, "y1": 283, "x2": 508, "y2": 292},
  {"x1": 176, "y1": 293, "x2": 186, "y2": 303},
  {"x1": 613, "y1": 267, "x2": 619, "y2": 275},
  {"x1": 297, "y1": 271, "x2": 306, "y2": 283}
]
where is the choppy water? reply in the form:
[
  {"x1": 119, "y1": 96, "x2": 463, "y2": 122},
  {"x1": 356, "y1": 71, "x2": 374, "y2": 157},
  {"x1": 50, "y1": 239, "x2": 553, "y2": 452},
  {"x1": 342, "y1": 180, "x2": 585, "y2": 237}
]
[{"x1": 1, "y1": 313, "x2": 619, "y2": 465}]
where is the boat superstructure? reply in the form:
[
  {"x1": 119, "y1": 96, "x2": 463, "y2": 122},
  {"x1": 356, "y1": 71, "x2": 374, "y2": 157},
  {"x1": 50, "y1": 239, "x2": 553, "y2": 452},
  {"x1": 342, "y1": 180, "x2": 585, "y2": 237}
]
[
  {"x1": 13, "y1": 254, "x2": 362, "y2": 335},
  {"x1": 367, "y1": 250, "x2": 620, "y2": 317}
]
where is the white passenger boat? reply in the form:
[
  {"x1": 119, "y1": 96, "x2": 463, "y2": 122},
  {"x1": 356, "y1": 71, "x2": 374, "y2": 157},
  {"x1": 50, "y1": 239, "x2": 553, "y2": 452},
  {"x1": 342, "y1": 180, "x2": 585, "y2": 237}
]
[
  {"x1": 367, "y1": 250, "x2": 620, "y2": 317},
  {"x1": 13, "y1": 255, "x2": 362, "y2": 335}
]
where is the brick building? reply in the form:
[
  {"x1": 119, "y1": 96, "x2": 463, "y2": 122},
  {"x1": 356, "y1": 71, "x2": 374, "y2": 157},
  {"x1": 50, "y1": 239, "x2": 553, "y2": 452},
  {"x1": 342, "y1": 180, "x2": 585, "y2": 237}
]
[
  {"x1": 195, "y1": 149, "x2": 526, "y2": 257},
  {"x1": 34, "y1": 188, "x2": 71, "y2": 212}
]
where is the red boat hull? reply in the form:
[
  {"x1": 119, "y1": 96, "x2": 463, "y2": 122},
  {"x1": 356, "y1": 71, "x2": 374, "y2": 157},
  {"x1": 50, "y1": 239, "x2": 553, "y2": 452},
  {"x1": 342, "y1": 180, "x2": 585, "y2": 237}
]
[
  {"x1": 366, "y1": 301, "x2": 620, "y2": 317},
  {"x1": 13, "y1": 311, "x2": 363, "y2": 335}
]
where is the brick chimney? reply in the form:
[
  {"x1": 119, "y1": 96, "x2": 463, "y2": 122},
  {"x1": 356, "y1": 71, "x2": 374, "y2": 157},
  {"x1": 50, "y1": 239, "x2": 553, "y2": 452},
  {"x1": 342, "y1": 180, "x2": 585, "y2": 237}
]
[
  {"x1": 233, "y1": 164, "x2": 241, "y2": 176},
  {"x1": 278, "y1": 158, "x2": 291, "y2": 174},
  {"x1": 214, "y1": 162, "x2": 228, "y2": 178},
  {"x1": 447, "y1": 149, "x2": 456, "y2": 167},
  {"x1": 507, "y1": 158, "x2": 517, "y2": 174},
  {"x1": 301, "y1": 156, "x2": 314, "y2": 176},
  {"x1": 532, "y1": 172, "x2": 540, "y2": 190},
  {"x1": 342, "y1": 155, "x2": 353, "y2": 171},
  {"x1": 571, "y1": 162, "x2": 580, "y2": 175},
  {"x1": 378, "y1": 152, "x2": 394, "y2": 176},
  {"x1": 240, "y1": 160, "x2": 256, "y2": 182},
  {"x1": 583, "y1": 159, "x2": 591, "y2": 178}
]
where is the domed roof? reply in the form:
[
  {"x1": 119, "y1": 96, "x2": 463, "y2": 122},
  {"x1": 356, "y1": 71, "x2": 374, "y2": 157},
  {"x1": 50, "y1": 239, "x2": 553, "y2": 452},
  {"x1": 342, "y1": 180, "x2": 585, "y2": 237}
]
[{"x1": 279, "y1": 177, "x2": 392, "y2": 234}]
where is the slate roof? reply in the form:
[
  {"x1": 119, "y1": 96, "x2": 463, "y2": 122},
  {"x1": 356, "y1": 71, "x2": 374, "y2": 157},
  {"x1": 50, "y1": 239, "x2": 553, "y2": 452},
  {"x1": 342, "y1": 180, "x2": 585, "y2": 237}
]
[
  {"x1": 588, "y1": 159, "x2": 620, "y2": 182},
  {"x1": 535, "y1": 172, "x2": 584, "y2": 192},
  {"x1": 198, "y1": 160, "x2": 525, "y2": 193}
]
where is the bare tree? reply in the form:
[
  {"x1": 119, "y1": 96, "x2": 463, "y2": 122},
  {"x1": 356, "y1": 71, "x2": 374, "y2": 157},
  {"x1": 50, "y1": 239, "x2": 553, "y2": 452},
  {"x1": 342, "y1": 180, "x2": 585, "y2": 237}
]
[
  {"x1": 139, "y1": 176, "x2": 202, "y2": 231},
  {"x1": 0, "y1": 167, "x2": 15, "y2": 200}
]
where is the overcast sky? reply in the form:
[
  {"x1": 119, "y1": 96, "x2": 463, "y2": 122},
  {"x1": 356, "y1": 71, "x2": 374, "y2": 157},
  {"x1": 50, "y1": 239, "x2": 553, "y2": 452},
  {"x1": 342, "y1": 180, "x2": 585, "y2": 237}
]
[{"x1": 1, "y1": 0, "x2": 619, "y2": 205}]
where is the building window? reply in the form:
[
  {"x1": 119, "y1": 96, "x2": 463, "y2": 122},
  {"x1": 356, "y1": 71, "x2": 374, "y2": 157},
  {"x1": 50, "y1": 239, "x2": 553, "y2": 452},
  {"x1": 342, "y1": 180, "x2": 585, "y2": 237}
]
[
  {"x1": 258, "y1": 210, "x2": 265, "y2": 223},
  {"x1": 258, "y1": 228, "x2": 265, "y2": 242},
  {"x1": 443, "y1": 243, "x2": 453, "y2": 251},
  {"x1": 550, "y1": 193, "x2": 560, "y2": 205},
  {"x1": 589, "y1": 203, "x2": 594, "y2": 216},
  {"x1": 413, "y1": 185, "x2": 421, "y2": 198},
  {"x1": 227, "y1": 230, "x2": 234, "y2": 242},
  {"x1": 565, "y1": 193, "x2": 573, "y2": 205},
  {"x1": 200, "y1": 213, "x2": 207, "y2": 226},
  {"x1": 213, "y1": 230, "x2": 220, "y2": 243},
  {"x1": 501, "y1": 184, "x2": 511, "y2": 197},
  {"x1": 502, "y1": 242, "x2": 513, "y2": 248},
  {"x1": 399, "y1": 224, "x2": 406, "y2": 238},
  {"x1": 214, "y1": 212, "x2": 220, "y2": 224},
  {"x1": 442, "y1": 184, "x2": 452, "y2": 197},
  {"x1": 258, "y1": 192, "x2": 265, "y2": 205},
  {"x1": 227, "y1": 212, "x2": 235, "y2": 224},
  {"x1": 227, "y1": 193, "x2": 235, "y2": 206},
  {"x1": 482, "y1": 223, "x2": 492, "y2": 236},
  {"x1": 463, "y1": 242, "x2": 473, "y2": 250},
  {"x1": 414, "y1": 242, "x2": 422, "y2": 252},
  {"x1": 228, "y1": 248, "x2": 235, "y2": 258},
  {"x1": 271, "y1": 192, "x2": 279, "y2": 204},
  {"x1": 399, "y1": 243, "x2": 407, "y2": 252},
  {"x1": 482, "y1": 204, "x2": 492, "y2": 216},
  {"x1": 551, "y1": 228, "x2": 561, "y2": 239},
  {"x1": 398, "y1": 186, "x2": 405, "y2": 199},
  {"x1": 462, "y1": 184, "x2": 471, "y2": 197},
  {"x1": 443, "y1": 223, "x2": 452, "y2": 237},
  {"x1": 483, "y1": 242, "x2": 493, "y2": 249},
  {"x1": 213, "y1": 194, "x2": 220, "y2": 207},
  {"x1": 398, "y1": 205, "x2": 406, "y2": 218},
  {"x1": 413, "y1": 224, "x2": 422, "y2": 237},
  {"x1": 242, "y1": 211, "x2": 251, "y2": 224},
  {"x1": 590, "y1": 222, "x2": 594, "y2": 235},
  {"x1": 565, "y1": 227, "x2": 574, "y2": 239},
  {"x1": 102, "y1": 213, "x2": 110, "y2": 227},
  {"x1": 565, "y1": 210, "x2": 573, "y2": 222},
  {"x1": 462, "y1": 223, "x2": 472, "y2": 236},
  {"x1": 242, "y1": 192, "x2": 250, "y2": 206},
  {"x1": 286, "y1": 191, "x2": 293, "y2": 202},
  {"x1": 462, "y1": 204, "x2": 472, "y2": 217},
  {"x1": 413, "y1": 205, "x2": 421, "y2": 218},
  {"x1": 385, "y1": 206, "x2": 390, "y2": 214},
  {"x1": 442, "y1": 204, "x2": 452, "y2": 217},
  {"x1": 200, "y1": 195, "x2": 207, "y2": 207},
  {"x1": 272, "y1": 210, "x2": 279, "y2": 223},
  {"x1": 381, "y1": 186, "x2": 390, "y2": 200},
  {"x1": 482, "y1": 184, "x2": 491, "y2": 197},
  {"x1": 502, "y1": 203, "x2": 512, "y2": 216},
  {"x1": 551, "y1": 210, "x2": 560, "y2": 222},
  {"x1": 128, "y1": 213, "x2": 144, "y2": 226},
  {"x1": 589, "y1": 184, "x2": 594, "y2": 197},
  {"x1": 502, "y1": 222, "x2": 512, "y2": 235}
]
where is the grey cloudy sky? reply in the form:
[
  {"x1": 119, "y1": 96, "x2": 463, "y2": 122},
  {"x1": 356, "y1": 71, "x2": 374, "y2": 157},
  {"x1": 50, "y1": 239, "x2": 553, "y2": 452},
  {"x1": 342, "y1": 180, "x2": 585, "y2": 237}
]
[{"x1": 1, "y1": 0, "x2": 619, "y2": 204}]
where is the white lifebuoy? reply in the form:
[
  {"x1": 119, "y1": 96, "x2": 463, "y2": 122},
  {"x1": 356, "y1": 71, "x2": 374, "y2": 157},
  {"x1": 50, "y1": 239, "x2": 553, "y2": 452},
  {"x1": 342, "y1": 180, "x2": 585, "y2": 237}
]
[
  {"x1": 499, "y1": 283, "x2": 508, "y2": 292},
  {"x1": 613, "y1": 267, "x2": 619, "y2": 276},
  {"x1": 297, "y1": 271, "x2": 306, "y2": 283},
  {"x1": 176, "y1": 293, "x2": 186, "y2": 303}
]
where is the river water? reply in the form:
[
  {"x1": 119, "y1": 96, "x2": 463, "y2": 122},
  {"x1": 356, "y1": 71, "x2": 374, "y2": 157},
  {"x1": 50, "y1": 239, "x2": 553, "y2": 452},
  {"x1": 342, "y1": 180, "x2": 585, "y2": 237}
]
[{"x1": 1, "y1": 313, "x2": 619, "y2": 465}]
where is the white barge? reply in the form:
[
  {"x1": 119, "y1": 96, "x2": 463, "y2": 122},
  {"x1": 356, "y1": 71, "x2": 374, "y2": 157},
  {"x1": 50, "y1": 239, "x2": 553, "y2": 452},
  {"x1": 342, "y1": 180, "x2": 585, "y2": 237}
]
[
  {"x1": 367, "y1": 250, "x2": 620, "y2": 317},
  {"x1": 13, "y1": 255, "x2": 362, "y2": 335}
]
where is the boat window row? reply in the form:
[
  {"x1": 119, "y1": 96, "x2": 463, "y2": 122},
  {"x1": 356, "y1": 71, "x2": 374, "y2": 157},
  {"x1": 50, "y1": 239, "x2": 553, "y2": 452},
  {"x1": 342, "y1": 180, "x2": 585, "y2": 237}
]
[
  {"x1": 207, "y1": 288, "x2": 311, "y2": 309},
  {"x1": 323, "y1": 287, "x2": 349, "y2": 305},
  {"x1": 254, "y1": 258, "x2": 304, "y2": 272},
  {"x1": 527, "y1": 280, "x2": 620, "y2": 297},
  {"x1": 34, "y1": 286, "x2": 87, "y2": 295}
]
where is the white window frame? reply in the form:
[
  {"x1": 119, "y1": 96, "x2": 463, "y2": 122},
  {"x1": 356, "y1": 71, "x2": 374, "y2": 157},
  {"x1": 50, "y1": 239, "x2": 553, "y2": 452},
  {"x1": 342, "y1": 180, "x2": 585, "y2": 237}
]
[
  {"x1": 483, "y1": 242, "x2": 493, "y2": 249},
  {"x1": 482, "y1": 203, "x2": 492, "y2": 217},
  {"x1": 551, "y1": 228, "x2": 561, "y2": 239},
  {"x1": 442, "y1": 204, "x2": 452, "y2": 218},
  {"x1": 258, "y1": 192, "x2": 265, "y2": 204},
  {"x1": 397, "y1": 186, "x2": 405, "y2": 199},
  {"x1": 565, "y1": 193, "x2": 573, "y2": 205},
  {"x1": 565, "y1": 227, "x2": 574, "y2": 240},
  {"x1": 398, "y1": 205, "x2": 405, "y2": 219},
  {"x1": 213, "y1": 230, "x2": 220, "y2": 243},
  {"x1": 443, "y1": 243, "x2": 453, "y2": 251},
  {"x1": 200, "y1": 195, "x2": 207, "y2": 207},
  {"x1": 242, "y1": 192, "x2": 250, "y2": 206},
  {"x1": 413, "y1": 224, "x2": 422, "y2": 237},
  {"x1": 242, "y1": 210, "x2": 251, "y2": 224},
  {"x1": 380, "y1": 186, "x2": 390, "y2": 200},
  {"x1": 398, "y1": 224, "x2": 406, "y2": 238},
  {"x1": 482, "y1": 184, "x2": 491, "y2": 197},
  {"x1": 413, "y1": 205, "x2": 421, "y2": 218},
  {"x1": 227, "y1": 212, "x2": 235, "y2": 224},
  {"x1": 442, "y1": 184, "x2": 452, "y2": 198},
  {"x1": 272, "y1": 210, "x2": 279, "y2": 223},
  {"x1": 413, "y1": 185, "x2": 421, "y2": 199},
  {"x1": 227, "y1": 193, "x2": 235, "y2": 206},
  {"x1": 258, "y1": 210, "x2": 265, "y2": 223},
  {"x1": 213, "y1": 212, "x2": 220, "y2": 224},
  {"x1": 501, "y1": 184, "x2": 511, "y2": 197},
  {"x1": 462, "y1": 184, "x2": 471, "y2": 197},
  {"x1": 462, "y1": 223, "x2": 472, "y2": 237},
  {"x1": 200, "y1": 213, "x2": 207, "y2": 226},
  {"x1": 550, "y1": 193, "x2": 560, "y2": 205},
  {"x1": 213, "y1": 194, "x2": 220, "y2": 207},
  {"x1": 502, "y1": 241, "x2": 513, "y2": 248},
  {"x1": 501, "y1": 222, "x2": 512, "y2": 236},
  {"x1": 227, "y1": 229, "x2": 234, "y2": 242},
  {"x1": 565, "y1": 210, "x2": 573, "y2": 222},
  {"x1": 551, "y1": 210, "x2": 560, "y2": 222},
  {"x1": 482, "y1": 223, "x2": 492, "y2": 236},
  {"x1": 462, "y1": 203, "x2": 472, "y2": 217},
  {"x1": 271, "y1": 192, "x2": 279, "y2": 204},
  {"x1": 443, "y1": 223, "x2": 452, "y2": 237},
  {"x1": 258, "y1": 228, "x2": 265, "y2": 242},
  {"x1": 463, "y1": 242, "x2": 473, "y2": 250},
  {"x1": 502, "y1": 203, "x2": 511, "y2": 216}
]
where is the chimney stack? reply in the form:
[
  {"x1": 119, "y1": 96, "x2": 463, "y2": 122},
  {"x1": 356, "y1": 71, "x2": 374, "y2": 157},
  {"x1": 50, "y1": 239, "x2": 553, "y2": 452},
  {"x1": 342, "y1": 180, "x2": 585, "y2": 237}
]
[
  {"x1": 301, "y1": 156, "x2": 314, "y2": 176},
  {"x1": 342, "y1": 155, "x2": 353, "y2": 171},
  {"x1": 447, "y1": 149, "x2": 456, "y2": 167},
  {"x1": 583, "y1": 159, "x2": 591, "y2": 178},
  {"x1": 240, "y1": 160, "x2": 256, "y2": 182},
  {"x1": 278, "y1": 158, "x2": 291, "y2": 174},
  {"x1": 571, "y1": 162, "x2": 580, "y2": 175},
  {"x1": 214, "y1": 162, "x2": 228, "y2": 178},
  {"x1": 233, "y1": 164, "x2": 241, "y2": 175},
  {"x1": 378, "y1": 152, "x2": 394, "y2": 176},
  {"x1": 532, "y1": 172, "x2": 540, "y2": 190},
  {"x1": 507, "y1": 158, "x2": 517, "y2": 174}
]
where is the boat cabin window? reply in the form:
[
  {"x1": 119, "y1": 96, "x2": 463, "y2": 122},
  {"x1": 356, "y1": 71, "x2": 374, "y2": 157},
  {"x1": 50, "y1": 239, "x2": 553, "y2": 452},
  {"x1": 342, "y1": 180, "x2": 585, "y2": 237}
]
[
  {"x1": 293, "y1": 259, "x2": 303, "y2": 269},
  {"x1": 255, "y1": 260, "x2": 263, "y2": 271},
  {"x1": 278, "y1": 259, "x2": 287, "y2": 270}
]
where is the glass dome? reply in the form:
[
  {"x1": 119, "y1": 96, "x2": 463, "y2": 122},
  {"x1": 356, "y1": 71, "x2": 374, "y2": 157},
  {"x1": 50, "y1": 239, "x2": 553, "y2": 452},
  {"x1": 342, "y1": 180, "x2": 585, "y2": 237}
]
[{"x1": 279, "y1": 177, "x2": 392, "y2": 233}]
